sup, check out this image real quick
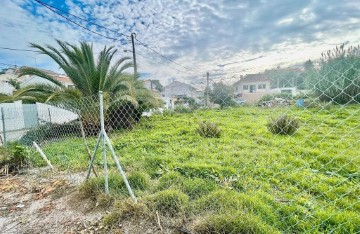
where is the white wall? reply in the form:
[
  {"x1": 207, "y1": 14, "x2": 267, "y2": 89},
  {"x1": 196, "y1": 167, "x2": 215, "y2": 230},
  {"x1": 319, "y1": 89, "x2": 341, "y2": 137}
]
[
  {"x1": 37, "y1": 103, "x2": 78, "y2": 124},
  {"x1": 0, "y1": 101, "x2": 79, "y2": 145},
  {"x1": 0, "y1": 101, "x2": 26, "y2": 143},
  {"x1": 235, "y1": 81, "x2": 271, "y2": 94}
]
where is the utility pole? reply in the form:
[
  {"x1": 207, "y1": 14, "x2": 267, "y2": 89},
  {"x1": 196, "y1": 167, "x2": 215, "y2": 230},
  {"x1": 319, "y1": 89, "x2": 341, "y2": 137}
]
[
  {"x1": 206, "y1": 72, "x2": 209, "y2": 107},
  {"x1": 131, "y1": 33, "x2": 137, "y2": 75}
]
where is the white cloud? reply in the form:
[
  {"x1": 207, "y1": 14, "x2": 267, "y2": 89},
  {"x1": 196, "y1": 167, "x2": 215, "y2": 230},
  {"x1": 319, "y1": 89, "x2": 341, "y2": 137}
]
[{"x1": 1, "y1": 0, "x2": 360, "y2": 85}]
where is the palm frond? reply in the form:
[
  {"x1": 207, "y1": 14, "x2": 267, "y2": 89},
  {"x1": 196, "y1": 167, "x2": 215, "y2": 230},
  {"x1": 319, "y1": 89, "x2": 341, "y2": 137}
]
[{"x1": 18, "y1": 67, "x2": 64, "y2": 87}]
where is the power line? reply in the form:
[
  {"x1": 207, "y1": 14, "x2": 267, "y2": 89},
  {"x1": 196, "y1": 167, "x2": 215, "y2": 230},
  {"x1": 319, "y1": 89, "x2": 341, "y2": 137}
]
[
  {"x1": 0, "y1": 47, "x2": 37, "y2": 52},
  {"x1": 125, "y1": 49, "x2": 186, "y2": 74},
  {"x1": 34, "y1": 0, "x2": 130, "y2": 39},
  {"x1": 35, "y1": 0, "x2": 203, "y2": 77},
  {"x1": 34, "y1": 0, "x2": 123, "y2": 43},
  {"x1": 135, "y1": 38, "x2": 200, "y2": 74}
]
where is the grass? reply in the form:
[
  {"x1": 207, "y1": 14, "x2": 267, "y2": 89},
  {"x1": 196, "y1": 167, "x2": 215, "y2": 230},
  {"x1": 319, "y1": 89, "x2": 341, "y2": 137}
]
[{"x1": 31, "y1": 105, "x2": 360, "y2": 233}]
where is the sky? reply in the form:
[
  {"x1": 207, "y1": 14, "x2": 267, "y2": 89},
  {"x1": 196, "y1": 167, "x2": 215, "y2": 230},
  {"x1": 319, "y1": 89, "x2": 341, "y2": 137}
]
[{"x1": 1, "y1": 0, "x2": 360, "y2": 85}]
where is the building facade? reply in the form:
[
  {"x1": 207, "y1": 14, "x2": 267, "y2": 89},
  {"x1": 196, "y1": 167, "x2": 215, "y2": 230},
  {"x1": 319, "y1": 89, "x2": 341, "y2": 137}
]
[{"x1": 233, "y1": 74, "x2": 271, "y2": 103}]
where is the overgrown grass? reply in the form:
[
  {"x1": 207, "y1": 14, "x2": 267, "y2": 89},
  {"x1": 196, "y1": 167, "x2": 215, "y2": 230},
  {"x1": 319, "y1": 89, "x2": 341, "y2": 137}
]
[{"x1": 34, "y1": 105, "x2": 359, "y2": 233}]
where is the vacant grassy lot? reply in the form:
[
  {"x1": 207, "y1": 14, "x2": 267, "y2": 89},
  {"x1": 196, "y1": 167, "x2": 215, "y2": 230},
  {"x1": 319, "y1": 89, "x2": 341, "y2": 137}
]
[{"x1": 38, "y1": 105, "x2": 359, "y2": 233}]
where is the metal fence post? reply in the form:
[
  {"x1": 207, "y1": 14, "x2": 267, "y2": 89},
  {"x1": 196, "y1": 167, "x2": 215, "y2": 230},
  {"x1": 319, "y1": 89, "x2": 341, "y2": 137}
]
[
  {"x1": 1, "y1": 107, "x2": 7, "y2": 147},
  {"x1": 48, "y1": 108, "x2": 52, "y2": 123},
  {"x1": 99, "y1": 91, "x2": 109, "y2": 194}
]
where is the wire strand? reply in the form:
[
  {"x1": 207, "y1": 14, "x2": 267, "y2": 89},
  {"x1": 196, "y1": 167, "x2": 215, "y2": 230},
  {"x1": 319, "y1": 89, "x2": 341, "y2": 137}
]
[
  {"x1": 34, "y1": 0, "x2": 130, "y2": 38},
  {"x1": 135, "y1": 38, "x2": 201, "y2": 74},
  {"x1": 0, "y1": 47, "x2": 38, "y2": 52},
  {"x1": 34, "y1": 0, "x2": 122, "y2": 42}
]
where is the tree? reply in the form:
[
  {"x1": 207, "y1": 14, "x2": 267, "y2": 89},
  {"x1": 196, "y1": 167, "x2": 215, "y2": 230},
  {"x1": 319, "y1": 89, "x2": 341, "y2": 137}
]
[
  {"x1": 313, "y1": 44, "x2": 360, "y2": 104},
  {"x1": 304, "y1": 59, "x2": 314, "y2": 71},
  {"x1": 4, "y1": 40, "x2": 162, "y2": 130},
  {"x1": 209, "y1": 82, "x2": 235, "y2": 107},
  {"x1": 265, "y1": 68, "x2": 305, "y2": 90},
  {"x1": 151, "y1": 80, "x2": 163, "y2": 92}
]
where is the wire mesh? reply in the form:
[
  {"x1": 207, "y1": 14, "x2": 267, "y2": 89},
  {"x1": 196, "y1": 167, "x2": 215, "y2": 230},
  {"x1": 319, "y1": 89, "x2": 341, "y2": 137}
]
[{"x1": 0, "y1": 45, "x2": 359, "y2": 233}]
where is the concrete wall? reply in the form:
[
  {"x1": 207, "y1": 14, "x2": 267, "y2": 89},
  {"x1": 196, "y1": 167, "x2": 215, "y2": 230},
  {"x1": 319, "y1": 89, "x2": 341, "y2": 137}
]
[
  {"x1": 241, "y1": 92, "x2": 269, "y2": 104},
  {"x1": 0, "y1": 101, "x2": 26, "y2": 143},
  {"x1": 0, "y1": 102, "x2": 79, "y2": 145}
]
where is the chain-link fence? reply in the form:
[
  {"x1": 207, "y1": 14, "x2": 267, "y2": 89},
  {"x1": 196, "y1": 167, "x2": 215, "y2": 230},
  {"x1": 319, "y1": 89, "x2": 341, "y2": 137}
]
[{"x1": 0, "y1": 46, "x2": 359, "y2": 233}]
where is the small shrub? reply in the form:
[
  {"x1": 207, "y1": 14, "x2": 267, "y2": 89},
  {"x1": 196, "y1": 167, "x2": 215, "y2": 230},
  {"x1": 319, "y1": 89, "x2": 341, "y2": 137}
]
[
  {"x1": 0, "y1": 143, "x2": 32, "y2": 174},
  {"x1": 197, "y1": 121, "x2": 221, "y2": 138},
  {"x1": 145, "y1": 189, "x2": 189, "y2": 216},
  {"x1": 267, "y1": 115, "x2": 300, "y2": 135},
  {"x1": 20, "y1": 122, "x2": 81, "y2": 146}
]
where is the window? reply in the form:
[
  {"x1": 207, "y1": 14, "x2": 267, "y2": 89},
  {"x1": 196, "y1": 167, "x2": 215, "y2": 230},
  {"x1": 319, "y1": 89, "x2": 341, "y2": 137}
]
[
  {"x1": 258, "y1": 84, "x2": 266, "y2": 89},
  {"x1": 235, "y1": 87, "x2": 238, "y2": 92},
  {"x1": 243, "y1": 85, "x2": 249, "y2": 90}
]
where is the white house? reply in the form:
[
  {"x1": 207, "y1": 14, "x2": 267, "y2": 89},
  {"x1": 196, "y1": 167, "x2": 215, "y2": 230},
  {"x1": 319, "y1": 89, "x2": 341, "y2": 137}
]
[
  {"x1": 233, "y1": 74, "x2": 271, "y2": 103},
  {"x1": 0, "y1": 67, "x2": 74, "y2": 95},
  {"x1": 162, "y1": 81, "x2": 204, "y2": 108},
  {"x1": 19, "y1": 67, "x2": 74, "y2": 88},
  {"x1": 163, "y1": 81, "x2": 202, "y2": 99}
]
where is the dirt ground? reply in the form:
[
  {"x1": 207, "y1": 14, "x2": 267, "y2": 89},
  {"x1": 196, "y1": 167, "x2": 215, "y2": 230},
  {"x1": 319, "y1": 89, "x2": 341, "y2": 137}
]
[
  {"x1": 0, "y1": 168, "x2": 179, "y2": 234},
  {"x1": 0, "y1": 168, "x2": 105, "y2": 234}
]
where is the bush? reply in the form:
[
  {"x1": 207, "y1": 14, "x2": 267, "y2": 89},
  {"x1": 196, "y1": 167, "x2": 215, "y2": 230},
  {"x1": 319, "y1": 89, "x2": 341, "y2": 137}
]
[
  {"x1": 267, "y1": 115, "x2": 300, "y2": 135},
  {"x1": 8, "y1": 143, "x2": 30, "y2": 167},
  {"x1": 20, "y1": 122, "x2": 81, "y2": 146},
  {"x1": 312, "y1": 44, "x2": 360, "y2": 104},
  {"x1": 197, "y1": 121, "x2": 221, "y2": 138},
  {"x1": 145, "y1": 189, "x2": 189, "y2": 216},
  {"x1": 0, "y1": 143, "x2": 31, "y2": 174}
]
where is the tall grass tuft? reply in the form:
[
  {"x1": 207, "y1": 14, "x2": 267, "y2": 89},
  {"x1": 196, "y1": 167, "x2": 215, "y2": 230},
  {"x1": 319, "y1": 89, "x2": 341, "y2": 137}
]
[
  {"x1": 197, "y1": 121, "x2": 221, "y2": 138},
  {"x1": 267, "y1": 114, "x2": 300, "y2": 135}
]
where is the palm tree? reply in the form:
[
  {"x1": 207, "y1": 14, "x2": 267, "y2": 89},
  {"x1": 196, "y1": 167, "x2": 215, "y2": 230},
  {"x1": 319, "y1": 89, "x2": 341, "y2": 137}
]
[
  {"x1": 12, "y1": 40, "x2": 162, "y2": 131},
  {"x1": 8, "y1": 78, "x2": 21, "y2": 90}
]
